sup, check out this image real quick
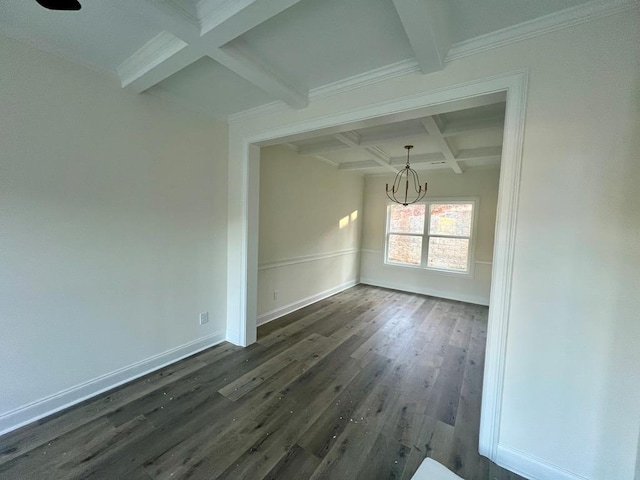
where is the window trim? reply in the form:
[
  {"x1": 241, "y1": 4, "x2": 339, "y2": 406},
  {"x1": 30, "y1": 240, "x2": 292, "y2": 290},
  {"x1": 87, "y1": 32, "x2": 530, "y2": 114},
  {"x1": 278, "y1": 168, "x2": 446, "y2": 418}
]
[{"x1": 384, "y1": 197, "x2": 479, "y2": 277}]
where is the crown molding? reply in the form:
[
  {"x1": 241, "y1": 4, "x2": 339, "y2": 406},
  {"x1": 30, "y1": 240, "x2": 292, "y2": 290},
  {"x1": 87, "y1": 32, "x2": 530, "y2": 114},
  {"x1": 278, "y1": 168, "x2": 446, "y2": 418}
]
[
  {"x1": 226, "y1": 100, "x2": 287, "y2": 124},
  {"x1": 225, "y1": 0, "x2": 637, "y2": 125},
  {"x1": 228, "y1": 59, "x2": 421, "y2": 124},
  {"x1": 310, "y1": 59, "x2": 421, "y2": 102},
  {"x1": 446, "y1": 0, "x2": 639, "y2": 62},
  {"x1": 198, "y1": 0, "x2": 254, "y2": 34},
  {"x1": 117, "y1": 32, "x2": 187, "y2": 88}
]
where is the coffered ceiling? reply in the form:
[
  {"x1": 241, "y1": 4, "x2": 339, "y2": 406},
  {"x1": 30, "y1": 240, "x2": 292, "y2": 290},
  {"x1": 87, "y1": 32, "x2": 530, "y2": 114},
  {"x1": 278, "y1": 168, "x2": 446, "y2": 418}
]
[
  {"x1": 282, "y1": 100, "x2": 506, "y2": 175},
  {"x1": 2, "y1": 0, "x2": 619, "y2": 123}
]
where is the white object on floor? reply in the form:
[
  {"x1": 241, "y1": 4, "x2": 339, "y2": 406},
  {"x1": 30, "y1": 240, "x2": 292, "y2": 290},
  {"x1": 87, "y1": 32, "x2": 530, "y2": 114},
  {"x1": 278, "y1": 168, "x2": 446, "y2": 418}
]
[{"x1": 411, "y1": 457, "x2": 464, "y2": 480}]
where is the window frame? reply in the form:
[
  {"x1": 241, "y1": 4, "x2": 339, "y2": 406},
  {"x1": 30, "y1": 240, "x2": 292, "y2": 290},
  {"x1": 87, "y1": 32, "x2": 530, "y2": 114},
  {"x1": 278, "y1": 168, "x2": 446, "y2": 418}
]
[{"x1": 384, "y1": 197, "x2": 479, "y2": 277}]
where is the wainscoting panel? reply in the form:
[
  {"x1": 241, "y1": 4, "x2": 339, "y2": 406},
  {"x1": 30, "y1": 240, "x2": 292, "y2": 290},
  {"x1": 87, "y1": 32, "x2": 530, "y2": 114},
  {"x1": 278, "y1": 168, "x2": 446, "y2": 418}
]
[
  {"x1": 360, "y1": 250, "x2": 492, "y2": 306},
  {"x1": 257, "y1": 249, "x2": 360, "y2": 324}
]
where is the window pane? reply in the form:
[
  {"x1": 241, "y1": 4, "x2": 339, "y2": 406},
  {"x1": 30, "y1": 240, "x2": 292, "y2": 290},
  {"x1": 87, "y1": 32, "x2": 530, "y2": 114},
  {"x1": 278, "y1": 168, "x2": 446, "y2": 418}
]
[
  {"x1": 388, "y1": 204, "x2": 425, "y2": 234},
  {"x1": 429, "y1": 203, "x2": 473, "y2": 237},
  {"x1": 388, "y1": 234, "x2": 422, "y2": 265},
  {"x1": 427, "y1": 237, "x2": 469, "y2": 271}
]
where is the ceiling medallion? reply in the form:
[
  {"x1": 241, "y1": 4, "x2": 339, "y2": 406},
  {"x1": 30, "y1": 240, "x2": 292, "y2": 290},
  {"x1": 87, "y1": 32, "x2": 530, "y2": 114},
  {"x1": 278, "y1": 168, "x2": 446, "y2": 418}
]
[{"x1": 385, "y1": 145, "x2": 427, "y2": 206}]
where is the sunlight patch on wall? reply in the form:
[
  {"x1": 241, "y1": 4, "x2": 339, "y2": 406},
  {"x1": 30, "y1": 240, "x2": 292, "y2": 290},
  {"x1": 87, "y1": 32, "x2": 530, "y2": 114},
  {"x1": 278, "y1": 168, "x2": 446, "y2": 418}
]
[{"x1": 339, "y1": 210, "x2": 359, "y2": 229}]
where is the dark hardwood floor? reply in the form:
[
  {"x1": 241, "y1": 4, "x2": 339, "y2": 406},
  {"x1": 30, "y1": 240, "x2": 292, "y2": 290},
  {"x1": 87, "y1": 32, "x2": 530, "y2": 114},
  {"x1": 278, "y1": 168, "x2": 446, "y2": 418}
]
[{"x1": 0, "y1": 285, "x2": 525, "y2": 480}]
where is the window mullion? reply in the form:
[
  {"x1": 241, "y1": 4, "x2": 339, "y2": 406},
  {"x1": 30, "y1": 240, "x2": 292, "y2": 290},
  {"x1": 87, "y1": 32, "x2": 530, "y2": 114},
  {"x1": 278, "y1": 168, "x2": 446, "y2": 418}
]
[
  {"x1": 423, "y1": 203, "x2": 429, "y2": 267},
  {"x1": 429, "y1": 234, "x2": 471, "y2": 240},
  {"x1": 388, "y1": 232, "x2": 423, "y2": 238}
]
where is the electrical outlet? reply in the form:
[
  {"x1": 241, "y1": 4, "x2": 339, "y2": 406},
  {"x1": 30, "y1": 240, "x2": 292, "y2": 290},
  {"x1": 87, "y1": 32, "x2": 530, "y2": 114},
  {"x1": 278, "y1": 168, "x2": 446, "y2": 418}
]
[
  {"x1": 273, "y1": 290, "x2": 279, "y2": 301},
  {"x1": 199, "y1": 312, "x2": 209, "y2": 325}
]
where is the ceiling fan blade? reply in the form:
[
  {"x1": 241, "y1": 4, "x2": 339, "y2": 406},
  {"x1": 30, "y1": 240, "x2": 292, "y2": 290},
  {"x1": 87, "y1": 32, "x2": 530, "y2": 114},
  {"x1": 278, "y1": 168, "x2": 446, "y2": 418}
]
[{"x1": 35, "y1": 0, "x2": 81, "y2": 10}]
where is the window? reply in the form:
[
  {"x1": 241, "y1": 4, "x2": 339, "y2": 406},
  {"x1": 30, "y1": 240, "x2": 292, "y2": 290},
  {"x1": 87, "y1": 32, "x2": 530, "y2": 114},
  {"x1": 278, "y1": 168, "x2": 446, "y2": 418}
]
[{"x1": 385, "y1": 200, "x2": 476, "y2": 274}]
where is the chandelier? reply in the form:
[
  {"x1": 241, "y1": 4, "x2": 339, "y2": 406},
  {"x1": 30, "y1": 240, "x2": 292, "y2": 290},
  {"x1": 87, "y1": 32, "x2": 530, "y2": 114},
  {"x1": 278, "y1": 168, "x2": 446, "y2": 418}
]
[{"x1": 386, "y1": 145, "x2": 427, "y2": 206}]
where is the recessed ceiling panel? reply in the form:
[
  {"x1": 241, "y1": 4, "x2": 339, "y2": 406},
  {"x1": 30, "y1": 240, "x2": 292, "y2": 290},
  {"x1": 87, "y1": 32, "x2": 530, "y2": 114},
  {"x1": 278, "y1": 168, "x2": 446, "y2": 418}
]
[
  {"x1": 440, "y1": 103, "x2": 506, "y2": 124},
  {"x1": 356, "y1": 119, "x2": 426, "y2": 141},
  {"x1": 0, "y1": 0, "x2": 161, "y2": 71},
  {"x1": 231, "y1": 0, "x2": 415, "y2": 90},
  {"x1": 454, "y1": 130, "x2": 504, "y2": 150},
  {"x1": 154, "y1": 57, "x2": 275, "y2": 118},
  {"x1": 444, "y1": 0, "x2": 591, "y2": 43},
  {"x1": 294, "y1": 136, "x2": 345, "y2": 151},
  {"x1": 285, "y1": 98, "x2": 505, "y2": 175},
  {"x1": 376, "y1": 140, "x2": 440, "y2": 158}
]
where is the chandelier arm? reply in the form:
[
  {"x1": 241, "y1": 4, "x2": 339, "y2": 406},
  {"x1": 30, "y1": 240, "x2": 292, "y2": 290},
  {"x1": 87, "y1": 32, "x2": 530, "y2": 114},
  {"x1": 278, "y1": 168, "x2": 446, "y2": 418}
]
[
  {"x1": 406, "y1": 168, "x2": 421, "y2": 205},
  {"x1": 386, "y1": 184, "x2": 397, "y2": 203},
  {"x1": 386, "y1": 172, "x2": 399, "y2": 204},
  {"x1": 409, "y1": 168, "x2": 419, "y2": 194}
]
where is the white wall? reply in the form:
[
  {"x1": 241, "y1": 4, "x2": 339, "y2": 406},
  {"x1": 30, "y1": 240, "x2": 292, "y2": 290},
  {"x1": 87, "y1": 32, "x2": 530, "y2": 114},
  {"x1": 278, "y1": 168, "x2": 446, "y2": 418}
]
[
  {"x1": 361, "y1": 168, "x2": 499, "y2": 305},
  {"x1": 257, "y1": 145, "x2": 363, "y2": 323},
  {"x1": 0, "y1": 37, "x2": 229, "y2": 433},
  {"x1": 228, "y1": 10, "x2": 640, "y2": 480}
]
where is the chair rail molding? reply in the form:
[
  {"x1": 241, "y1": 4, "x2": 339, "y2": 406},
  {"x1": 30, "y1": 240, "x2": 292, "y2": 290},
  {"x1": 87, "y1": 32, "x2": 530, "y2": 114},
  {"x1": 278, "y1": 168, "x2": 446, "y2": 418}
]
[{"x1": 258, "y1": 248, "x2": 359, "y2": 271}]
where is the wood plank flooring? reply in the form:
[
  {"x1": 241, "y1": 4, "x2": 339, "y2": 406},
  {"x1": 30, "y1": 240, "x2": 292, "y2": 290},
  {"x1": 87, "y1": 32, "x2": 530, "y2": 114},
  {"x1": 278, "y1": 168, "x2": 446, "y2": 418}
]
[{"x1": 0, "y1": 285, "x2": 526, "y2": 480}]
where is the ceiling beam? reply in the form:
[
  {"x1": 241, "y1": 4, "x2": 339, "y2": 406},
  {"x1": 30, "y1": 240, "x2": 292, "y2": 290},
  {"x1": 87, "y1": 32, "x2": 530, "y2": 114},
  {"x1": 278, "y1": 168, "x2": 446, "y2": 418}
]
[
  {"x1": 313, "y1": 155, "x2": 339, "y2": 168},
  {"x1": 334, "y1": 132, "x2": 398, "y2": 173},
  {"x1": 339, "y1": 146, "x2": 503, "y2": 172},
  {"x1": 456, "y1": 146, "x2": 502, "y2": 161},
  {"x1": 338, "y1": 147, "x2": 502, "y2": 173},
  {"x1": 199, "y1": 0, "x2": 306, "y2": 44},
  {"x1": 282, "y1": 142, "x2": 338, "y2": 167},
  {"x1": 119, "y1": 35, "x2": 203, "y2": 93},
  {"x1": 420, "y1": 116, "x2": 463, "y2": 174},
  {"x1": 358, "y1": 128, "x2": 428, "y2": 147},
  {"x1": 117, "y1": 0, "x2": 309, "y2": 108},
  {"x1": 391, "y1": 0, "x2": 451, "y2": 74},
  {"x1": 339, "y1": 147, "x2": 502, "y2": 172},
  {"x1": 297, "y1": 140, "x2": 351, "y2": 156},
  {"x1": 209, "y1": 45, "x2": 308, "y2": 109},
  {"x1": 338, "y1": 160, "x2": 381, "y2": 170}
]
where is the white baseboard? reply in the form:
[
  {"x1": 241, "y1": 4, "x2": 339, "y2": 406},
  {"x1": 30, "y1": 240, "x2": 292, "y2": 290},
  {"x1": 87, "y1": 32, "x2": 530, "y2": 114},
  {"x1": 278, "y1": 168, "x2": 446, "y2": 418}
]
[
  {"x1": 256, "y1": 280, "x2": 359, "y2": 326},
  {"x1": 359, "y1": 278, "x2": 489, "y2": 306},
  {"x1": 0, "y1": 330, "x2": 225, "y2": 437},
  {"x1": 495, "y1": 443, "x2": 589, "y2": 480}
]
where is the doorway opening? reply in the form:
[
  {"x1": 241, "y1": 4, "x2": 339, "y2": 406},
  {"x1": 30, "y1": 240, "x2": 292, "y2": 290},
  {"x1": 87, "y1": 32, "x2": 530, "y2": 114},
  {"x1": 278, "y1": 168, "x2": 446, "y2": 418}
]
[{"x1": 226, "y1": 70, "x2": 528, "y2": 460}]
